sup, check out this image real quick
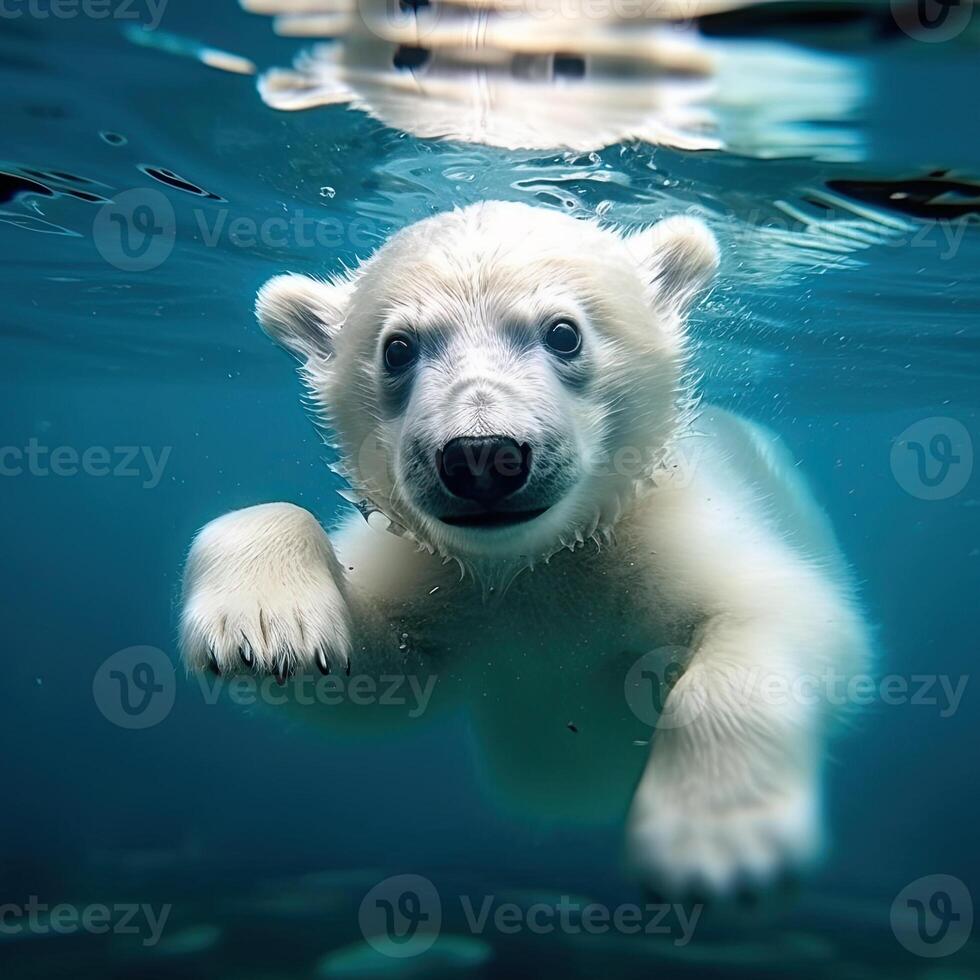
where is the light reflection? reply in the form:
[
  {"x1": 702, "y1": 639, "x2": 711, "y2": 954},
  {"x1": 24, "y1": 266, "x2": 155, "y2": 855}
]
[{"x1": 241, "y1": 0, "x2": 866, "y2": 158}]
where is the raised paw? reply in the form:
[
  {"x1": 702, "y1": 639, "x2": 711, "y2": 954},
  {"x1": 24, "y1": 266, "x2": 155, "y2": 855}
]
[{"x1": 180, "y1": 503, "x2": 353, "y2": 680}]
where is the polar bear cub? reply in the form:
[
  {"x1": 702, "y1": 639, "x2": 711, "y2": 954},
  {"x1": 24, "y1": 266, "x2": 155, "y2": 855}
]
[{"x1": 181, "y1": 202, "x2": 869, "y2": 897}]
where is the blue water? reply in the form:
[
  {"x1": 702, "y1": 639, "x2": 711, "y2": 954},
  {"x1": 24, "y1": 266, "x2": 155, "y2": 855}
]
[{"x1": 2, "y1": 2, "x2": 979, "y2": 977}]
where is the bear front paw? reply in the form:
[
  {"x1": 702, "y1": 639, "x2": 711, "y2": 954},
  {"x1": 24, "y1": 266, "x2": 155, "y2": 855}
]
[
  {"x1": 180, "y1": 503, "x2": 353, "y2": 681},
  {"x1": 626, "y1": 776, "x2": 820, "y2": 899}
]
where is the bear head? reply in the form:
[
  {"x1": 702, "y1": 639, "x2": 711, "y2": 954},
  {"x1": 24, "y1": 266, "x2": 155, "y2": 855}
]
[{"x1": 257, "y1": 201, "x2": 717, "y2": 575}]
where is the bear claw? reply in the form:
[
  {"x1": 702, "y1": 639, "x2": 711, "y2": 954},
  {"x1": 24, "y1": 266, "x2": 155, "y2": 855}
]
[{"x1": 274, "y1": 657, "x2": 291, "y2": 686}]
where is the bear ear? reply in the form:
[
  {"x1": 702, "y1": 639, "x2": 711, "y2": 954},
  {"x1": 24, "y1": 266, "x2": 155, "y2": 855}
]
[
  {"x1": 626, "y1": 215, "x2": 719, "y2": 315},
  {"x1": 255, "y1": 273, "x2": 353, "y2": 361}
]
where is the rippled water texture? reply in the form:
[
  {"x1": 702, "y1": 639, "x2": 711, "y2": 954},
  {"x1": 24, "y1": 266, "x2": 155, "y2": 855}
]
[{"x1": 2, "y1": 3, "x2": 978, "y2": 405}]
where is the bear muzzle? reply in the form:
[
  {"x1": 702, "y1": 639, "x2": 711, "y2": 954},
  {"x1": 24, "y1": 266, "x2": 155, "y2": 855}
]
[{"x1": 436, "y1": 436, "x2": 549, "y2": 528}]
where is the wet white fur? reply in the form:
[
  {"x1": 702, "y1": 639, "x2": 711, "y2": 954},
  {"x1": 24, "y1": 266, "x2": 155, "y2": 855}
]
[{"x1": 181, "y1": 202, "x2": 869, "y2": 896}]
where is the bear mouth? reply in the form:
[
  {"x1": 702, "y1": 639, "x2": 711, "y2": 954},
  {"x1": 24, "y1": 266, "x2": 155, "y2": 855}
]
[{"x1": 439, "y1": 507, "x2": 549, "y2": 529}]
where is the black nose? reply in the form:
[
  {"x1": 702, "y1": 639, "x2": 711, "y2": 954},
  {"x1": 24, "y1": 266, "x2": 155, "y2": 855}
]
[{"x1": 437, "y1": 436, "x2": 532, "y2": 505}]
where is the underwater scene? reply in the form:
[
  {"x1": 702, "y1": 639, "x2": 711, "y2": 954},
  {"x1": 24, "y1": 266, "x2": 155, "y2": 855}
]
[{"x1": 2, "y1": 0, "x2": 979, "y2": 977}]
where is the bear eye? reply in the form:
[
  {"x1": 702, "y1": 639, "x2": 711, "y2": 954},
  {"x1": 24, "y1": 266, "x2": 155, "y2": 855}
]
[
  {"x1": 544, "y1": 319, "x2": 582, "y2": 358},
  {"x1": 383, "y1": 333, "x2": 417, "y2": 371}
]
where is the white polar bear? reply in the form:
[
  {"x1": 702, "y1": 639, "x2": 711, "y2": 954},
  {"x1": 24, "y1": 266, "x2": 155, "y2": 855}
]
[{"x1": 181, "y1": 202, "x2": 869, "y2": 897}]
